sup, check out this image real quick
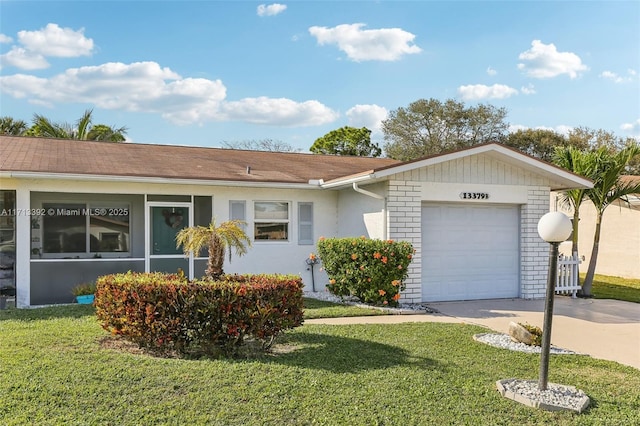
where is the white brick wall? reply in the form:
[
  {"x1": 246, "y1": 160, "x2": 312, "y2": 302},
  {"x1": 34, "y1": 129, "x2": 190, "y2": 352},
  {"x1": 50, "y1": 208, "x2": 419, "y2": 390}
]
[
  {"x1": 386, "y1": 180, "x2": 423, "y2": 303},
  {"x1": 520, "y1": 187, "x2": 552, "y2": 299}
]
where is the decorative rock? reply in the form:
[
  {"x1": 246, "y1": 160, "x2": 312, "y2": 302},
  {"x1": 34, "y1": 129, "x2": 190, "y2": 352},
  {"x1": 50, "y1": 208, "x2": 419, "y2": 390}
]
[
  {"x1": 496, "y1": 378, "x2": 590, "y2": 414},
  {"x1": 508, "y1": 321, "x2": 534, "y2": 345}
]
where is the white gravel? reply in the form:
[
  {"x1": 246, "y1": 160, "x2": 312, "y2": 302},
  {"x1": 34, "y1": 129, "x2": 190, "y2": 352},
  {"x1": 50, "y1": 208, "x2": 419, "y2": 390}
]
[
  {"x1": 473, "y1": 333, "x2": 579, "y2": 355},
  {"x1": 497, "y1": 378, "x2": 590, "y2": 413}
]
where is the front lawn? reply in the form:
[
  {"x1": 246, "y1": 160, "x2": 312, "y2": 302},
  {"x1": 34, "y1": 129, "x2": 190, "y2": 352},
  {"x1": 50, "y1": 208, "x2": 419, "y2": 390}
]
[
  {"x1": 1, "y1": 305, "x2": 639, "y2": 425},
  {"x1": 303, "y1": 297, "x2": 388, "y2": 319},
  {"x1": 584, "y1": 274, "x2": 640, "y2": 303}
]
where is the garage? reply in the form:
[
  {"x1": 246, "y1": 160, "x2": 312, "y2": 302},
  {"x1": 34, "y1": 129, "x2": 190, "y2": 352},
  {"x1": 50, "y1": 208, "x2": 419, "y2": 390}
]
[{"x1": 421, "y1": 203, "x2": 520, "y2": 302}]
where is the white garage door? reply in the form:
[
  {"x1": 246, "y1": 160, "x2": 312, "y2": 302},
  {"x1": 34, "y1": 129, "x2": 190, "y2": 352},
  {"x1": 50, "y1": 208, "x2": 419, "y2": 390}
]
[{"x1": 421, "y1": 203, "x2": 519, "y2": 302}]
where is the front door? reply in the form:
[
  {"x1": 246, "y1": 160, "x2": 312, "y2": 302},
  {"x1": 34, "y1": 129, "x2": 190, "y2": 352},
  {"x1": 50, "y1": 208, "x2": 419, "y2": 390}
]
[{"x1": 148, "y1": 204, "x2": 191, "y2": 277}]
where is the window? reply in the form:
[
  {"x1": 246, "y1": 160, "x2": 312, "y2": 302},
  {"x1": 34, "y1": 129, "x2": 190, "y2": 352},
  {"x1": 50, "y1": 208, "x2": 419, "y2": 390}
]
[
  {"x1": 298, "y1": 202, "x2": 313, "y2": 245},
  {"x1": 254, "y1": 201, "x2": 288, "y2": 241},
  {"x1": 42, "y1": 203, "x2": 130, "y2": 255}
]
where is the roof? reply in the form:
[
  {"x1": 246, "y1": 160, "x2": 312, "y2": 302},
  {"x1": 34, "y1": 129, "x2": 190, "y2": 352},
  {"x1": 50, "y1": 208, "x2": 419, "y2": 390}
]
[
  {"x1": 0, "y1": 136, "x2": 593, "y2": 191},
  {"x1": 0, "y1": 135, "x2": 399, "y2": 185},
  {"x1": 322, "y1": 142, "x2": 594, "y2": 191}
]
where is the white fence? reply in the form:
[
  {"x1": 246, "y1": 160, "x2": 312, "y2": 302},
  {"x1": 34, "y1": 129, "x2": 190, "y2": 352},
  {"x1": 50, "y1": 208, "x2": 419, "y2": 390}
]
[{"x1": 555, "y1": 253, "x2": 582, "y2": 298}]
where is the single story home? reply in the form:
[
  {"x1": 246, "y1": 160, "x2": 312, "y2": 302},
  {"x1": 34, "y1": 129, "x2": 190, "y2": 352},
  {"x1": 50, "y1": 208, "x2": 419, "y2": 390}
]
[
  {"x1": 0, "y1": 135, "x2": 592, "y2": 307},
  {"x1": 555, "y1": 175, "x2": 640, "y2": 279}
]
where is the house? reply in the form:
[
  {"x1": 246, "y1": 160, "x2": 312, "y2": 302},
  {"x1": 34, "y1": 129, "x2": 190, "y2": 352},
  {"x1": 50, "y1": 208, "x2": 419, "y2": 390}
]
[
  {"x1": 555, "y1": 175, "x2": 640, "y2": 279},
  {"x1": 0, "y1": 135, "x2": 592, "y2": 307}
]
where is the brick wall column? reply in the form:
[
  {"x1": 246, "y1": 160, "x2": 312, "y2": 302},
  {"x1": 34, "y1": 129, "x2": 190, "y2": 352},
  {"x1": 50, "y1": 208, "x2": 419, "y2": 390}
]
[
  {"x1": 520, "y1": 187, "x2": 551, "y2": 299},
  {"x1": 387, "y1": 180, "x2": 422, "y2": 303}
]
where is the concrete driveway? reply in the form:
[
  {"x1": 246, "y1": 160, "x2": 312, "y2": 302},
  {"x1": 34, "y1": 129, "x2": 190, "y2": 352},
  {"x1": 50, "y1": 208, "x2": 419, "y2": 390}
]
[
  {"x1": 307, "y1": 297, "x2": 640, "y2": 369},
  {"x1": 428, "y1": 297, "x2": 640, "y2": 370}
]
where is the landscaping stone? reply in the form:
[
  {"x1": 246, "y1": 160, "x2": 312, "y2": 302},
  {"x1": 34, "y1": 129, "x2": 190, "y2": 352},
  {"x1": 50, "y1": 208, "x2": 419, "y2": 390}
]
[
  {"x1": 508, "y1": 321, "x2": 534, "y2": 345},
  {"x1": 496, "y1": 378, "x2": 590, "y2": 414}
]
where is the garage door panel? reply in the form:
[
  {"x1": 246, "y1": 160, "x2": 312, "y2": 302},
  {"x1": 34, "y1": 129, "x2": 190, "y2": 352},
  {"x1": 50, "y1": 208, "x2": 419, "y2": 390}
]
[{"x1": 422, "y1": 203, "x2": 520, "y2": 302}]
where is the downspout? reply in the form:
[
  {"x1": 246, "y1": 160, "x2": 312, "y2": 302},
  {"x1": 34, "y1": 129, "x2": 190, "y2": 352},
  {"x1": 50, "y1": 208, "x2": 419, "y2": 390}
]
[{"x1": 352, "y1": 182, "x2": 387, "y2": 240}]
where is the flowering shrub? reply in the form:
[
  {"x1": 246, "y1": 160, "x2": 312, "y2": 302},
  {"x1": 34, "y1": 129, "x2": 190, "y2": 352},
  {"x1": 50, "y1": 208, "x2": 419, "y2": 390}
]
[
  {"x1": 94, "y1": 271, "x2": 304, "y2": 357},
  {"x1": 316, "y1": 236, "x2": 414, "y2": 306}
]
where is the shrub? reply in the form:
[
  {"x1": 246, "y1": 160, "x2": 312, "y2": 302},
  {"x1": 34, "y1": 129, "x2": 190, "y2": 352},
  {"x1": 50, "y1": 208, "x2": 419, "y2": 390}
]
[
  {"x1": 316, "y1": 236, "x2": 414, "y2": 306},
  {"x1": 94, "y1": 272, "x2": 304, "y2": 357},
  {"x1": 519, "y1": 323, "x2": 543, "y2": 346},
  {"x1": 71, "y1": 282, "x2": 96, "y2": 296}
]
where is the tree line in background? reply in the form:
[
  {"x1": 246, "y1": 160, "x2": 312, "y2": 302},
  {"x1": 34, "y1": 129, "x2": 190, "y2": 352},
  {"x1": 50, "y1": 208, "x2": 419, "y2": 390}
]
[
  {"x1": 1, "y1": 109, "x2": 127, "y2": 142},
  {"x1": 3, "y1": 100, "x2": 639, "y2": 296}
]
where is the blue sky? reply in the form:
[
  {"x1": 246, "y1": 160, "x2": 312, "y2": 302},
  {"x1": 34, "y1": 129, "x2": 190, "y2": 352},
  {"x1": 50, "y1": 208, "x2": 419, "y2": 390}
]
[{"x1": 1, "y1": 1, "x2": 638, "y2": 152}]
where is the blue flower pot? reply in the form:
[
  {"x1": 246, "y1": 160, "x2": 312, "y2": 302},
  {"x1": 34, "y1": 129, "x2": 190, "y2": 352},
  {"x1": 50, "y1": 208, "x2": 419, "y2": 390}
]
[{"x1": 76, "y1": 294, "x2": 95, "y2": 304}]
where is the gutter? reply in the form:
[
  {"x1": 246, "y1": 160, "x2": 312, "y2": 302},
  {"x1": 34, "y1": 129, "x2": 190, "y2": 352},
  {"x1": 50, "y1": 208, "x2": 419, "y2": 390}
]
[{"x1": 2, "y1": 171, "x2": 320, "y2": 190}]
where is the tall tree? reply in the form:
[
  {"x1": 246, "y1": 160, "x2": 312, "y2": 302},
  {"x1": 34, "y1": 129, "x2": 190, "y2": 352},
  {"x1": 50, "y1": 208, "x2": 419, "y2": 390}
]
[
  {"x1": 175, "y1": 219, "x2": 251, "y2": 280},
  {"x1": 221, "y1": 139, "x2": 301, "y2": 152},
  {"x1": 310, "y1": 126, "x2": 381, "y2": 157},
  {"x1": 0, "y1": 117, "x2": 28, "y2": 135},
  {"x1": 506, "y1": 129, "x2": 574, "y2": 162},
  {"x1": 381, "y1": 98, "x2": 509, "y2": 161},
  {"x1": 582, "y1": 143, "x2": 640, "y2": 296},
  {"x1": 26, "y1": 109, "x2": 127, "y2": 141}
]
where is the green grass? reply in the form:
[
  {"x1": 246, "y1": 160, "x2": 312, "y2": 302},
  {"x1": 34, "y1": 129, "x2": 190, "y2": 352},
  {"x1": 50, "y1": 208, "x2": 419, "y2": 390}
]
[
  {"x1": 303, "y1": 297, "x2": 388, "y2": 319},
  {"x1": 583, "y1": 274, "x2": 640, "y2": 303},
  {"x1": 1, "y1": 305, "x2": 639, "y2": 425}
]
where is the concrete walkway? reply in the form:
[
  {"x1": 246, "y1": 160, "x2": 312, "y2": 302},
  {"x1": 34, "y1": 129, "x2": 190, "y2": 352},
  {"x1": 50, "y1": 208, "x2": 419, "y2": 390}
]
[{"x1": 306, "y1": 297, "x2": 640, "y2": 370}]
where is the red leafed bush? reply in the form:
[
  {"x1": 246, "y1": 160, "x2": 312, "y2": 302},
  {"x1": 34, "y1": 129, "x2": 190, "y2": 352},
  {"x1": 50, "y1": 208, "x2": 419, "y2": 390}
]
[{"x1": 94, "y1": 271, "x2": 304, "y2": 357}]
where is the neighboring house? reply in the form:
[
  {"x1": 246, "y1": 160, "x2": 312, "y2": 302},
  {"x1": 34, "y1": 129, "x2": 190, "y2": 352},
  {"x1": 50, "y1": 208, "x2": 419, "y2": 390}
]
[
  {"x1": 555, "y1": 175, "x2": 640, "y2": 279},
  {"x1": 0, "y1": 136, "x2": 591, "y2": 307}
]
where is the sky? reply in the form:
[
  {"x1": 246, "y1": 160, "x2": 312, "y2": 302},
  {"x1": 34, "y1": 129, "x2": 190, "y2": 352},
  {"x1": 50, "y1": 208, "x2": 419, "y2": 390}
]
[{"x1": 0, "y1": 1, "x2": 639, "y2": 152}]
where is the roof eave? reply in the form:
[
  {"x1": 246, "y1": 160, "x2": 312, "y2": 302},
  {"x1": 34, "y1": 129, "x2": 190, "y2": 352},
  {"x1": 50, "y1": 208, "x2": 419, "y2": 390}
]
[{"x1": 3, "y1": 171, "x2": 322, "y2": 189}]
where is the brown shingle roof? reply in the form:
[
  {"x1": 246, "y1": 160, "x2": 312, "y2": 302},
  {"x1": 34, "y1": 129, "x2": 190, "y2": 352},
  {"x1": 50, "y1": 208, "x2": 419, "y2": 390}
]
[{"x1": 0, "y1": 136, "x2": 400, "y2": 184}]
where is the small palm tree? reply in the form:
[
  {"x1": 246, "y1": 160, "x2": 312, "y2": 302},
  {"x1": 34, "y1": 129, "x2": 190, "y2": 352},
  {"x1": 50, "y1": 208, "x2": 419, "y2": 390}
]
[
  {"x1": 175, "y1": 219, "x2": 251, "y2": 279},
  {"x1": 552, "y1": 146, "x2": 597, "y2": 255},
  {"x1": 582, "y1": 143, "x2": 640, "y2": 295},
  {"x1": 0, "y1": 116, "x2": 28, "y2": 135}
]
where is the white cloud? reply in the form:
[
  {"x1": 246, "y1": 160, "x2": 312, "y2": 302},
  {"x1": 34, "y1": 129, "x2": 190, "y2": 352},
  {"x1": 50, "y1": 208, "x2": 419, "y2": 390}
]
[
  {"x1": 308, "y1": 23, "x2": 421, "y2": 62},
  {"x1": 0, "y1": 23, "x2": 94, "y2": 70},
  {"x1": 221, "y1": 97, "x2": 338, "y2": 126},
  {"x1": 0, "y1": 47, "x2": 49, "y2": 70},
  {"x1": 486, "y1": 67, "x2": 497, "y2": 76},
  {"x1": 457, "y1": 84, "x2": 518, "y2": 101},
  {"x1": 257, "y1": 3, "x2": 287, "y2": 17},
  {"x1": 17, "y1": 23, "x2": 93, "y2": 57},
  {"x1": 621, "y1": 119, "x2": 640, "y2": 136},
  {"x1": 600, "y1": 70, "x2": 636, "y2": 83},
  {"x1": 0, "y1": 60, "x2": 339, "y2": 127},
  {"x1": 517, "y1": 40, "x2": 588, "y2": 79},
  {"x1": 346, "y1": 104, "x2": 388, "y2": 133},
  {"x1": 520, "y1": 83, "x2": 536, "y2": 95}
]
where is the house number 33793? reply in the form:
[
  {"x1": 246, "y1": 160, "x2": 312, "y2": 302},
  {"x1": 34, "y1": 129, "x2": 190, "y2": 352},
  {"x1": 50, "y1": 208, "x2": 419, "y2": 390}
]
[{"x1": 459, "y1": 192, "x2": 489, "y2": 200}]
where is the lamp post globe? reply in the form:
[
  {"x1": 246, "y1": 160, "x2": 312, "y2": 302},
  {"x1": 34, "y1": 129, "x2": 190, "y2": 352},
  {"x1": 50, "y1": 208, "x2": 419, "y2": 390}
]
[{"x1": 538, "y1": 211, "x2": 572, "y2": 243}]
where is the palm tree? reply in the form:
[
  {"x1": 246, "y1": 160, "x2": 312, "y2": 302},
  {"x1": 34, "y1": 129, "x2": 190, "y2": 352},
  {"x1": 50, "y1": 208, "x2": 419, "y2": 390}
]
[
  {"x1": 582, "y1": 143, "x2": 640, "y2": 295},
  {"x1": 552, "y1": 146, "x2": 597, "y2": 256},
  {"x1": 0, "y1": 116, "x2": 28, "y2": 135},
  {"x1": 175, "y1": 219, "x2": 251, "y2": 279},
  {"x1": 27, "y1": 109, "x2": 127, "y2": 141}
]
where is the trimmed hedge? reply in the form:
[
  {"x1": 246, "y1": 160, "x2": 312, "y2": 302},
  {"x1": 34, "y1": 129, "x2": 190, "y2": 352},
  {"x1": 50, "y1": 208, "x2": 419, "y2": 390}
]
[
  {"x1": 94, "y1": 272, "x2": 304, "y2": 357},
  {"x1": 317, "y1": 237, "x2": 414, "y2": 306}
]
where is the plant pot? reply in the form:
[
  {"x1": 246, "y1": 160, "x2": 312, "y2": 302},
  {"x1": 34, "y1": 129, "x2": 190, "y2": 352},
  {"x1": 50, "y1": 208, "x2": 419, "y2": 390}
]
[{"x1": 76, "y1": 294, "x2": 95, "y2": 305}]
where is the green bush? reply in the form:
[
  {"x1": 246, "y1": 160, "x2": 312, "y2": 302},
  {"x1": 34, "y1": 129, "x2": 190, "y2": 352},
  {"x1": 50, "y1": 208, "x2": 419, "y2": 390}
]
[
  {"x1": 519, "y1": 323, "x2": 542, "y2": 346},
  {"x1": 94, "y1": 272, "x2": 304, "y2": 357},
  {"x1": 316, "y1": 236, "x2": 414, "y2": 306}
]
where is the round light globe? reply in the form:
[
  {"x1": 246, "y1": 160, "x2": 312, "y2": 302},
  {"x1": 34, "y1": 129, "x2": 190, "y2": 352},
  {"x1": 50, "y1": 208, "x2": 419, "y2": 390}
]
[{"x1": 537, "y1": 212, "x2": 572, "y2": 243}]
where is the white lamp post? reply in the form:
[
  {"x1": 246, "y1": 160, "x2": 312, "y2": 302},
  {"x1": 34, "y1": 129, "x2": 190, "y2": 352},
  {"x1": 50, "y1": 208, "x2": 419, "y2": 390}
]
[{"x1": 537, "y1": 212, "x2": 572, "y2": 391}]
